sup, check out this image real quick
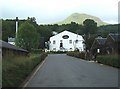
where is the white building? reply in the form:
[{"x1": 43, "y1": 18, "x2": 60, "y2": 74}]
[
  {"x1": 48, "y1": 30, "x2": 85, "y2": 51},
  {"x1": 8, "y1": 37, "x2": 15, "y2": 45}
]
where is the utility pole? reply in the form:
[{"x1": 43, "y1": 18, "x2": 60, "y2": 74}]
[{"x1": 16, "y1": 17, "x2": 18, "y2": 38}]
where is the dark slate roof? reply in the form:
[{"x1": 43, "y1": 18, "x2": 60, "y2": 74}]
[
  {"x1": 0, "y1": 40, "x2": 29, "y2": 53},
  {"x1": 96, "y1": 37, "x2": 107, "y2": 45},
  {"x1": 91, "y1": 37, "x2": 107, "y2": 50},
  {"x1": 109, "y1": 33, "x2": 120, "y2": 42}
]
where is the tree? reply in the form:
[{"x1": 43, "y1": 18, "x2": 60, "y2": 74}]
[
  {"x1": 76, "y1": 25, "x2": 84, "y2": 35},
  {"x1": 16, "y1": 21, "x2": 40, "y2": 51},
  {"x1": 2, "y1": 19, "x2": 16, "y2": 41},
  {"x1": 98, "y1": 24, "x2": 119, "y2": 37},
  {"x1": 27, "y1": 17, "x2": 38, "y2": 28},
  {"x1": 83, "y1": 19, "x2": 97, "y2": 35},
  {"x1": 37, "y1": 25, "x2": 53, "y2": 42},
  {"x1": 27, "y1": 17, "x2": 36, "y2": 23},
  {"x1": 82, "y1": 19, "x2": 98, "y2": 59}
]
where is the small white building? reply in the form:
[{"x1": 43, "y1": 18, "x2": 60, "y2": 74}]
[
  {"x1": 48, "y1": 30, "x2": 85, "y2": 51},
  {"x1": 8, "y1": 37, "x2": 15, "y2": 45}
]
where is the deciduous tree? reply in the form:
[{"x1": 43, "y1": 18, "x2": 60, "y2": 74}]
[
  {"x1": 16, "y1": 21, "x2": 40, "y2": 51},
  {"x1": 82, "y1": 19, "x2": 98, "y2": 54},
  {"x1": 83, "y1": 19, "x2": 97, "y2": 35}
]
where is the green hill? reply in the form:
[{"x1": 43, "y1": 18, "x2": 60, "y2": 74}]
[{"x1": 55, "y1": 13, "x2": 108, "y2": 26}]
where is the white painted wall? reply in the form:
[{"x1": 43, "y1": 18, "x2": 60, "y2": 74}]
[
  {"x1": 49, "y1": 30, "x2": 85, "y2": 51},
  {"x1": 8, "y1": 42, "x2": 15, "y2": 45},
  {"x1": 8, "y1": 37, "x2": 15, "y2": 45}
]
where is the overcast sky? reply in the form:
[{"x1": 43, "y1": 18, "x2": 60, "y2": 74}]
[{"x1": 1, "y1": 0, "x2": 119, "y2": 24}]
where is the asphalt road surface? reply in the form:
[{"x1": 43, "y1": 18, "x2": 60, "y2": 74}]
[{"x1": 26, "y1": 54, "x2": 118, "y2": 87}]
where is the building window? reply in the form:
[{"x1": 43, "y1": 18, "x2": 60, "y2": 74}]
[
  {"x1": 62, "y1": 35, "x2": 69, "y2": 39},
  {"x1": 60, "y1": 40, "x2": 62, "y2": 43},
  {"x1": 53, "y1": 48, "x2": 56, "y2": 50},
  {"x1": 75, "y1": 40, "x2": 78, "y2": 43},
  {"x1": 70, "y1": 48, "x2": 72, "y2": 50},
  {"x1": 53, "y1": 40, "x2": 56, "y2": 44},
  {"x1": 69, "y1": 40, "x2": 72, "y2": 44}
]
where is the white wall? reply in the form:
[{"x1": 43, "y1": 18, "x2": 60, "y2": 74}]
[
  {"x1": 8, "y1": 42, "x2": 15, "y2": 45},
  {"x1": 49, "y1": 31, "x2": 85, "y2": 51}
]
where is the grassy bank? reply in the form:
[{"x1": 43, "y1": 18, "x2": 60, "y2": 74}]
[
  {"x1": 97, "y1": 54, "x2": 120, "y2": 68},
  {"x1": 2, "y1": 52, "x2": 48, "y2": 87}
]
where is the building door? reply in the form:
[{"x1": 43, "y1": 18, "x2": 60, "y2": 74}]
[
  {"x1": 60, "y1": 40, "x2": 63, "y2": 48},
  {"x1": 60, "y1": 42, "x2": 63, "y2": 48}
]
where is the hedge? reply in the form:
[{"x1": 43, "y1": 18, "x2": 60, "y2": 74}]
[
  {"x1": 67, "y1": 51, "x2": 85, "y2": 59},
  {"x1": 97, "y1": 55, "x2": 120, "y2": 68},
  {"x1": 48, "y1": 51, "x2": 67, "y2": 54},
  {"x1": 67, "y1": 51, "x2": 120, "y2": 68}
]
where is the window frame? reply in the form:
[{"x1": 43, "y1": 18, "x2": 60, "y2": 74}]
[
  {"x1": 69, "y1": 40, "x2": 72, "y2": 44},
  {"x1": 53, "y1": 40, "x2": 56, "y2": 44}
]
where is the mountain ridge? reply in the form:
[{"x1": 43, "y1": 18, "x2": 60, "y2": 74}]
[{"x1": 54, "y1": 13, "x2": 108, "y2": 26}]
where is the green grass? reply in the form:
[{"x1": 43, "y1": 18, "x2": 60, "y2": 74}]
[
  {"x1": 97, "y1": 54, "x2": 120, "y2": 68},
  {"x1": 2, "y1": 52, "x2": 48, "y2": 87}
]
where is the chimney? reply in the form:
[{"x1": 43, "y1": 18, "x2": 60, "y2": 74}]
[{"x1": 16, "y1": 17, "x2": 18, "y2": 38}]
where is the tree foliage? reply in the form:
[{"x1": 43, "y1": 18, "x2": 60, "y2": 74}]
[
  {"x1": 37, "y1": 25, "x2": 53, "y2": 42},
  {"x1": 82, "y1": 19, "x2": 98, "y2": 51},
  {"x1": 2, "y1": 19, "x2": 26, "y2": 41},
  {"x1": 98, "y1": 24, "x2": 119, "y2": 37},
  {"x1": 2, "y1": 17, "x2": 119, "y2": 50},
  {"x1": 2, "y1": 19, "x2": 16, "y2": 41},
  {"x1": 16, "y1": 21, "x2": 40, "y2": 51},
  {"x1": 83, "y1": 19, "x2": 98, "y2": 35}
]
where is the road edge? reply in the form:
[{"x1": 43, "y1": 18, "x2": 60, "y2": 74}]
[{"x1": 20, "y1": 55, "x2": 48, "y2": 89}]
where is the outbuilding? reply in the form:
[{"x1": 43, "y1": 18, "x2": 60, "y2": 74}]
[
  {"x1": 0, "y1": 40, "x2": 29, "y2": 57},
  {"x1": 91, "y1": 37, "x2": 107, "y2": 55},
  {"x1": 105, "y1": 33, "x2": 120, "y2": 54}
]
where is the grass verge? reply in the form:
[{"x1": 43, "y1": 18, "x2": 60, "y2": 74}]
[{"x1": 2, "y1": 52, "x2": 48, "y2": 87}]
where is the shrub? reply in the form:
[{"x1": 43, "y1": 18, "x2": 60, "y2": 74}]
[
  {"x1": 48, "y1": 51, "x2": 67, "y2": 54},
  {"x1": 67, "y1": 51, "x2": 85, "y2": 59},
  {"x1": 31, "y1": 49, "x2": 44, "y2": 54},
  {"x1": 97, "y1": 54, "x2": 120, "y2": 68}
]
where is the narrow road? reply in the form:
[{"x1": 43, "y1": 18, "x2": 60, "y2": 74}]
[{"x1": 26, "y1": 54, "x2": 118, "y2": 87}]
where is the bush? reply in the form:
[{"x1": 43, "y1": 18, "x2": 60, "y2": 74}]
[
  {"x1": 48, "y1": 51, "x2": 67, "y2": 54},
  {"x1": 67, "y1": 51, "x2": 85, "y2": 59},
  {"x1": 2, "y1": 52, "x2": 48, "y2": 87},
  {"x1": 97, "y1": 54, "x2": 120, "y2": 68},
  {"x1": 31, "y1": 49, "x2": 44, "y2": 54}
]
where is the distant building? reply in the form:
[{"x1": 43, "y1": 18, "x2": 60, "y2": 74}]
[
  {"x1": 1, "y1": 40, "x2": 29, "y2": 57},
  {"x1": 105, "y1": 33, "x2": 120, "y2": 54},
  {"x1": 8, "y1": 37, "x2": 15, "y2": 45},
  {"x1": 91, "y1": 33, "x2": 120, "y2": 55},
  {"x1": 91, "y1": 36, "x2": 107, "y2": 55},
  {"x1": 48, "y1": 30, "x2": 85, "y2": 51}
]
